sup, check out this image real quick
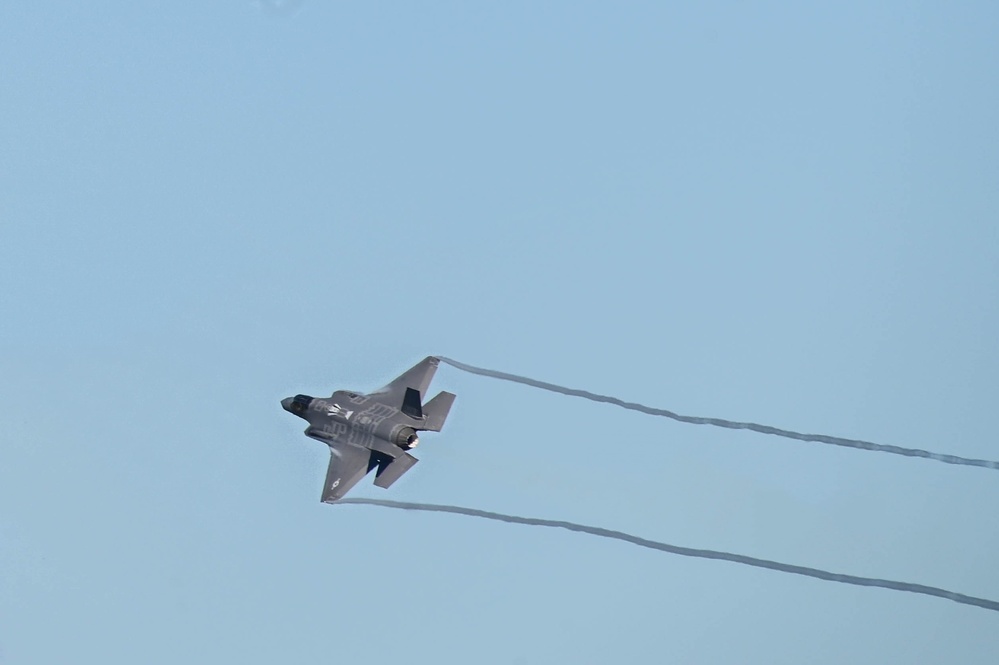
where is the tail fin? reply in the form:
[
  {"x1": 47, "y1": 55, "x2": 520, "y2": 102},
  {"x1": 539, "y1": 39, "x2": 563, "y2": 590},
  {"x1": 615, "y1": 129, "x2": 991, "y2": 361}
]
[
  {"x1": 420, "y1": 391, "x2": 455, "y2": 432},
  {"x1": 401, "y1": 387, "x2": 423, "y2": 419}
]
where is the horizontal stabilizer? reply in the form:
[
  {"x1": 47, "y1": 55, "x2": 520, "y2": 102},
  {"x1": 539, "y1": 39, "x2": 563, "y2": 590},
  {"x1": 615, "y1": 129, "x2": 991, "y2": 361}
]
[
  {"x1": 374, "y1": 453, "x2": 418, "y2": 489},
  {"x1": 420, "y1": 391, "x2": 455, "y2": 432}
]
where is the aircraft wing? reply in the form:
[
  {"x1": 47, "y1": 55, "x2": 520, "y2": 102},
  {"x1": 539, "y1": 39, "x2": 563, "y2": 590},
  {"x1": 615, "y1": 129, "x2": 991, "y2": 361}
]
[
  {"x1": 373, "y1": 356, "x2": 440, "y2": 403},
  {"x1": 321, "y1": 441, "x2": 378, "y2": 503}
]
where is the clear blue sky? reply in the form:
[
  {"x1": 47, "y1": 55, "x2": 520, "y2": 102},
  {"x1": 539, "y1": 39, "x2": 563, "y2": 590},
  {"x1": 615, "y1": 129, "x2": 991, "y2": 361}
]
[{"x1": 2, "y1": 2, "x2": 998, "y2": 662}]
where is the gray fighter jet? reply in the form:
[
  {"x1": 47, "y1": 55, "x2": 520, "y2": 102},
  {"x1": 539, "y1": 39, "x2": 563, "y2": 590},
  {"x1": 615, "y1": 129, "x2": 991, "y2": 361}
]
[{"x1": 281, "y1": 356, "x2": 455, "y2": 502}]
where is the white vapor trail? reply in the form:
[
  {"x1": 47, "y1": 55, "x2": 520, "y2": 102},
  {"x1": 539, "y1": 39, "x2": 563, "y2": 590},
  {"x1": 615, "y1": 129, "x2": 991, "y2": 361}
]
[
  {"x1": 437, "y1": 356, "x2": 999, "y2": 471},
  {"x1": 339, "y1": 498, "x2": 999, "y2": 614}
]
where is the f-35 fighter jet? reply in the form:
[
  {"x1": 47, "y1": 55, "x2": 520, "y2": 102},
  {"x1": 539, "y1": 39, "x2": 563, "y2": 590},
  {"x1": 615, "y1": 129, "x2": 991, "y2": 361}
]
[{"x1": 281, "y1": 356, "x2": 456, "y2": 502}]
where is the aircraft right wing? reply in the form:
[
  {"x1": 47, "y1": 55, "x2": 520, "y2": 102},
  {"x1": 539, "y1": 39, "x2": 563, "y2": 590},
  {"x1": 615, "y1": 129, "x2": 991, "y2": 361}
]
[{"x1": 321, "y1": 441, "x2": 378, "y2": 503}]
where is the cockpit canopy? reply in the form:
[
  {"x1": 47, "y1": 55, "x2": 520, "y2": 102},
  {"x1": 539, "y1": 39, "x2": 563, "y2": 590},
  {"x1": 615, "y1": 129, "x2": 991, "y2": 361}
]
[{"x1": 290, "y1": 394, "x2": 314, "y2": 413}]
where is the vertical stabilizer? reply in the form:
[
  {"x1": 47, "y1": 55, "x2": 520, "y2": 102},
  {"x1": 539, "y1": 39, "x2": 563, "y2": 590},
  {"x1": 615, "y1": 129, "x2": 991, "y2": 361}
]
[{"x1": 401, "y1": 387, "x2": 424, "y2": 419}]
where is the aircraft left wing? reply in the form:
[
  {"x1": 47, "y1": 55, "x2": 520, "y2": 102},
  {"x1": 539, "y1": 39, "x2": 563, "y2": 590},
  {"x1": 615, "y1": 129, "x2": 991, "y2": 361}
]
[
  {"x1": 321, "y1": 441, "x2": 378, "y2": 503},
  {"x1": 372, "y1": 356, "x2": 440, "y2": 406}
]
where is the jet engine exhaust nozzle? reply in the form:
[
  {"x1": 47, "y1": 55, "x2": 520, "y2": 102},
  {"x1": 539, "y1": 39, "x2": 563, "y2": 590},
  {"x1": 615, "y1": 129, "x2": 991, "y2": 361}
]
[{"x1": 393, "y1": 427, "x2": 420, "y2": 449}]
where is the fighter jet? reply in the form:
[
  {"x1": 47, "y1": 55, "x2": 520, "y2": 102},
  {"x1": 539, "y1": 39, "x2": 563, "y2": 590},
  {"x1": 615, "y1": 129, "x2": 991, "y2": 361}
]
[{"x1": 281, "y1": 356, "x2": 456, "y2": 502}]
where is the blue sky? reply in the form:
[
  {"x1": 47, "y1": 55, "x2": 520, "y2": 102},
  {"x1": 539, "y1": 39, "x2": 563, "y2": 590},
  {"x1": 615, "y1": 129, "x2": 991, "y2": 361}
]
[{"x1": 2, "y1": 2, "x2": 998, "y2": 662}]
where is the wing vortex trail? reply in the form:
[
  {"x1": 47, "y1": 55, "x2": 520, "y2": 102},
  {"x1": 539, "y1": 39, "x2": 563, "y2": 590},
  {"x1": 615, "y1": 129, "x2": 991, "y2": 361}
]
[
  {"x1": 338, "y1": 498, "x2": 999, "y2": 614},
  {"x1": 436, "y1": 356, "x2": 999, "y2": 471}
]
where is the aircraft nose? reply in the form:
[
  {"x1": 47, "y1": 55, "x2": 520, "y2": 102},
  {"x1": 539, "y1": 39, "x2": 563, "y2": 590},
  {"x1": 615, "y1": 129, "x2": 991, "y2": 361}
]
[{"x1": 281, "y1": 397, "x2": 293, "y2": 412}]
